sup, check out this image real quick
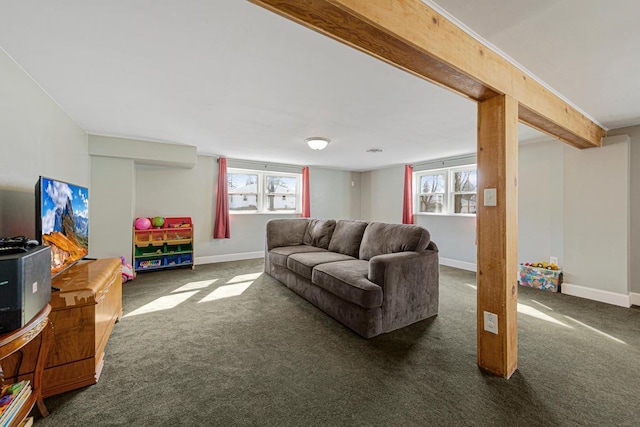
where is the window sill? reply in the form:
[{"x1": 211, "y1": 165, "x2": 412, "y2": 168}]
[
  {"x1": 414, "y1": 212, "x2": 476, "y2": 218},
  {"x1": 229, "y1": 211, "x2": 301, "y2": 216}
]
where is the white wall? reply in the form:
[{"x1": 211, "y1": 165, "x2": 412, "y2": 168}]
[
  {"x1": 415, "y1": 215, "x2": 476, "y2": 268},
  {"x1": 562, "y1": 135, "x2": 630, "y2": 305},
  {"x1": 90, "y1": 156, "x2": 135, "y2": 262},
  {"x1": 609, "y1": 125, "x2": 640, "y2": 299},
  {"x1": 360, "y1": 165, "x2": 403, "y2": 223},
  {"x1": 0, "y1": 48, "x2": 88, "y2": 237},
  {"x1": 89, "y1": 135, "x2": 197, "y2": 168},
  {"x1": 310, "y1": 168, "x2": 361, "y2": 220},
  {"x1": 518, "y1": 141, "x2": 564, "y2": 266}
]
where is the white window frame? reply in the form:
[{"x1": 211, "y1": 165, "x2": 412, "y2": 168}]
[
  {"x1": 227, "y1": 168, "x2": 302, "y2": 214},
  {"x1": 450, "y1": 165, "x2": 478, "y2": 215},
  {"x1": 415, "y1": 169, "x2": 448, "y2": 215},
  {"x1": 414, "y1": 164, "x2": 477, "y2": 216}
]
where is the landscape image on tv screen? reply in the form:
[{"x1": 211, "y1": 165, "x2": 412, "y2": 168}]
[{"x1": 37, "y1": 177, "x2": 89, "y2": 276}]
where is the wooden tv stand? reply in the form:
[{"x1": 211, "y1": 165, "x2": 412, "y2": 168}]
[{"x1": 3, "y1": 258, "x2": 122, "y2": 397}]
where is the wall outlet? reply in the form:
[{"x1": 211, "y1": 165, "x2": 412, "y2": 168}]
[
  {"x1": 483, "y1": 311, "x2": 498, "y2": 334},
  {"x1": 550, "y1": 256, "x2": 558, "y2": 266}
]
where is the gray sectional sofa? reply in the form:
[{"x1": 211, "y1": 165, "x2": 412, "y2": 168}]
[{"x1": 265, "y1": 218, "x2": 439, "y2": 338}]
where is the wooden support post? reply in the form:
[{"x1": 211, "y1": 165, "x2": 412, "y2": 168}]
[{"x1": 476, "y1": 94, "x2": 518, "y2": 378}]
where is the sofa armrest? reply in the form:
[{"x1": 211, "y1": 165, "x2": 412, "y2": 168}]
[
  {"x1": 265, "y1": 219, "x2": 310, "y2": 250},
  {"x1": 368, "y1": 249, "x2": 439, "y2": 332},
  {"x1": 368, "y1": 250, "x2": 437, "y2": 286}
]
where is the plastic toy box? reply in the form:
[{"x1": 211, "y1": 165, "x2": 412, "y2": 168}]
[
  {"x1": 518, "y1": 264, "x2": 562, "y2": 292},
  {"x1": 135, "y1": 257, "x2": 163, "y2": 270}
]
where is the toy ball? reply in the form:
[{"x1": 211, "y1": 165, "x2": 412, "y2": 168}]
[
  {"x1": 135, "y1": 217, "x2": 151, "y2": 230},
  {"x1": 151, "y1": 216, "x2": 165, "y2": 228}
]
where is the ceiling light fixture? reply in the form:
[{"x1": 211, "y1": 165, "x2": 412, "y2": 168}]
[{"x1": 305, "y1": 137, "x2": 330, "y2": 150}]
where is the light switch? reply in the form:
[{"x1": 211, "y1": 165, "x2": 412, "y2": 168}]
[{"x1": 484, "y1": 188, "x2": 497, "y2": 206}]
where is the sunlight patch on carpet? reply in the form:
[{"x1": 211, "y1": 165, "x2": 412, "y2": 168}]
[
  {"x1": 465, "y1": 283, "x2": 477, "y2": 290},
  {"x1": 563, "y1": 315, "x2": 627, "y2": 344},
  {"x1": 226, "y1": 272, "x2": 262, "y2": 284},
  {"x1": 530, "y1": 300, "x2": 554, "y2": 311},
  {"x1": 199, "y1": 281, "x2": 254, "y2": 302},
  {"x1": 124, "y1": 291, "x2": 199, "y2": 317},
  {"x1": 517, "y1": 303, "x2": 572, "y2": 328},
  {"x1": 172, "y1": 279, "x2": 219, "y2": 293}
]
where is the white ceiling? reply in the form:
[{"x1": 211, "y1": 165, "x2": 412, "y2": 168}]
[{"x1": 0, "y1": 0, "x2": 638, "y2": 171}]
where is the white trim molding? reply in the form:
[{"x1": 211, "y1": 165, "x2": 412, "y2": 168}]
[
  {"x1": 440, "y1": 257, "x2": 477, "y2": 272},
  {"x1": 630, "y1": 293, "x2": 640, "y2": 307},
  {"x1": 561, "y1": 283, "x2": 631, "y2": 308},
  {"x1": 196, "y1": 251, "x2": 263, "y2": 265}
]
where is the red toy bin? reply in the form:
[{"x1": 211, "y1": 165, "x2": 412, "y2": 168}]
[{"x1": 165, "y1": 217, "x2": 192, "y2": 229}]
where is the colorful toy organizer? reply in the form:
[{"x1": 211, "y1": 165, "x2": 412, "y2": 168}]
[{"x1": 133, "y1": 216, "x2": 194, "y2": 273}]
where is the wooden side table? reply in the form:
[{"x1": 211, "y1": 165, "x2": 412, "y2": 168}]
[{"x1": 0, "y1": 304, "x2": 53, "y2": 425}]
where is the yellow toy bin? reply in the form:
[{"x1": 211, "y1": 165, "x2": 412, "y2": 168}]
[{"x1": 518, "y1": 264, "x2": 563, "y2": 292}]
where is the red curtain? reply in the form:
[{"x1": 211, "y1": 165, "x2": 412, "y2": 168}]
[
  {"x1": 213, "y1": 157, "x2": 230, "y2": 239},
  {"x1": 301, "y1": 166, "x2": 311, "y2": 218},
  {"x1": 402, "y1": 164, "x2": 413, "y2": 224}
]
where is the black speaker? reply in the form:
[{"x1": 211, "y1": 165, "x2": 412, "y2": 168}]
[{"x1": 0, "y1": 245, "x2": 51, "y2": 334}]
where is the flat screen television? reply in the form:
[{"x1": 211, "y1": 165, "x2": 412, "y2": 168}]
[{"x1": 35, "y1": 176, "x2": 89, "y2": 277}]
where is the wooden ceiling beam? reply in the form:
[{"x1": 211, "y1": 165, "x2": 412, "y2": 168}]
[{"x1": 249, "y1": 0, "x2": 605, "y2": 149}]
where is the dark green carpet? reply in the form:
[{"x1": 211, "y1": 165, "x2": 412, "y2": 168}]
[{"x1": 33, "y1": 260, "x2": 640, "y2": 426}]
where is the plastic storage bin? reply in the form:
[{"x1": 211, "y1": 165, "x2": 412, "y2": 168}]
[
  {"x1": 518, "y1": 264, "x2": 562, "y2": 292},
  {"x1": 135, "y1": 257, "x2": 163, "y2": 270}
]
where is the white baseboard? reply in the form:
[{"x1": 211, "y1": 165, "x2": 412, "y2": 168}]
[
  {"x1": 439, "y1": 257, "x2": 477, "y2": 272},
  {"x1": 195, "y1": 251, "x2": 263, "y2": 265},
  {"x1": 630, "y1": 292, "x2": 640, "y2": 307},
  {"x1": 561, "y1": 283, "x2": 631, "y2": 308}
]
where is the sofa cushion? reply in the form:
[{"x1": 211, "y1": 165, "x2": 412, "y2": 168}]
[
  {"x1": 312, "y1": 260, "x2": 383, "y2": 309},
  {"x1": 287, "y1": 252, "x2": 356, "y2": 280},
  {"x1": 328, "y1": 220, "x2": 368, "y2": 258},
  {"x1": 302, "y1": 219, "x2": 336, "y2": 249},
  {"x1": 266, "y1": 218, "x2": 310, "y2": 250},
  {"x1": 269, "y1": 245, "x2": 327, "y2": 268},
  {"x1": 359, "y1": 222, "x2": 431, "y2": 260}
]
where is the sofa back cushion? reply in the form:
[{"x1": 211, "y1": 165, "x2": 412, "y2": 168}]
[
  {"x1": 359, "y1": 222, "x2": 431, "y2": 260},
  {"x1": 266, "y1": 218, "x2": 310, "y2": 250},
  {"x1": 302, "y1": 219, "x2": 336, "y2": 249},
  {"x1": 328, "y1": 220, "x2": 369, "y2": 258}
]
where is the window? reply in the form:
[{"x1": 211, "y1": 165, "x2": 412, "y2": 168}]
[
  {"x1": 418, "y1": 171, "x2": 446, "y2": 214},
  {"x1": 228, "y1": 171, "x2": 259, "y2": 211},
  {"x1": 452, "y1": 168, "x2": 477, "y2": 214},
  {"x1": 415, "y1": 165, "x2": 477, "y2": 215},
  {"x1": 227, "y1": 168, "x2": 301, "y2": 214}
]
